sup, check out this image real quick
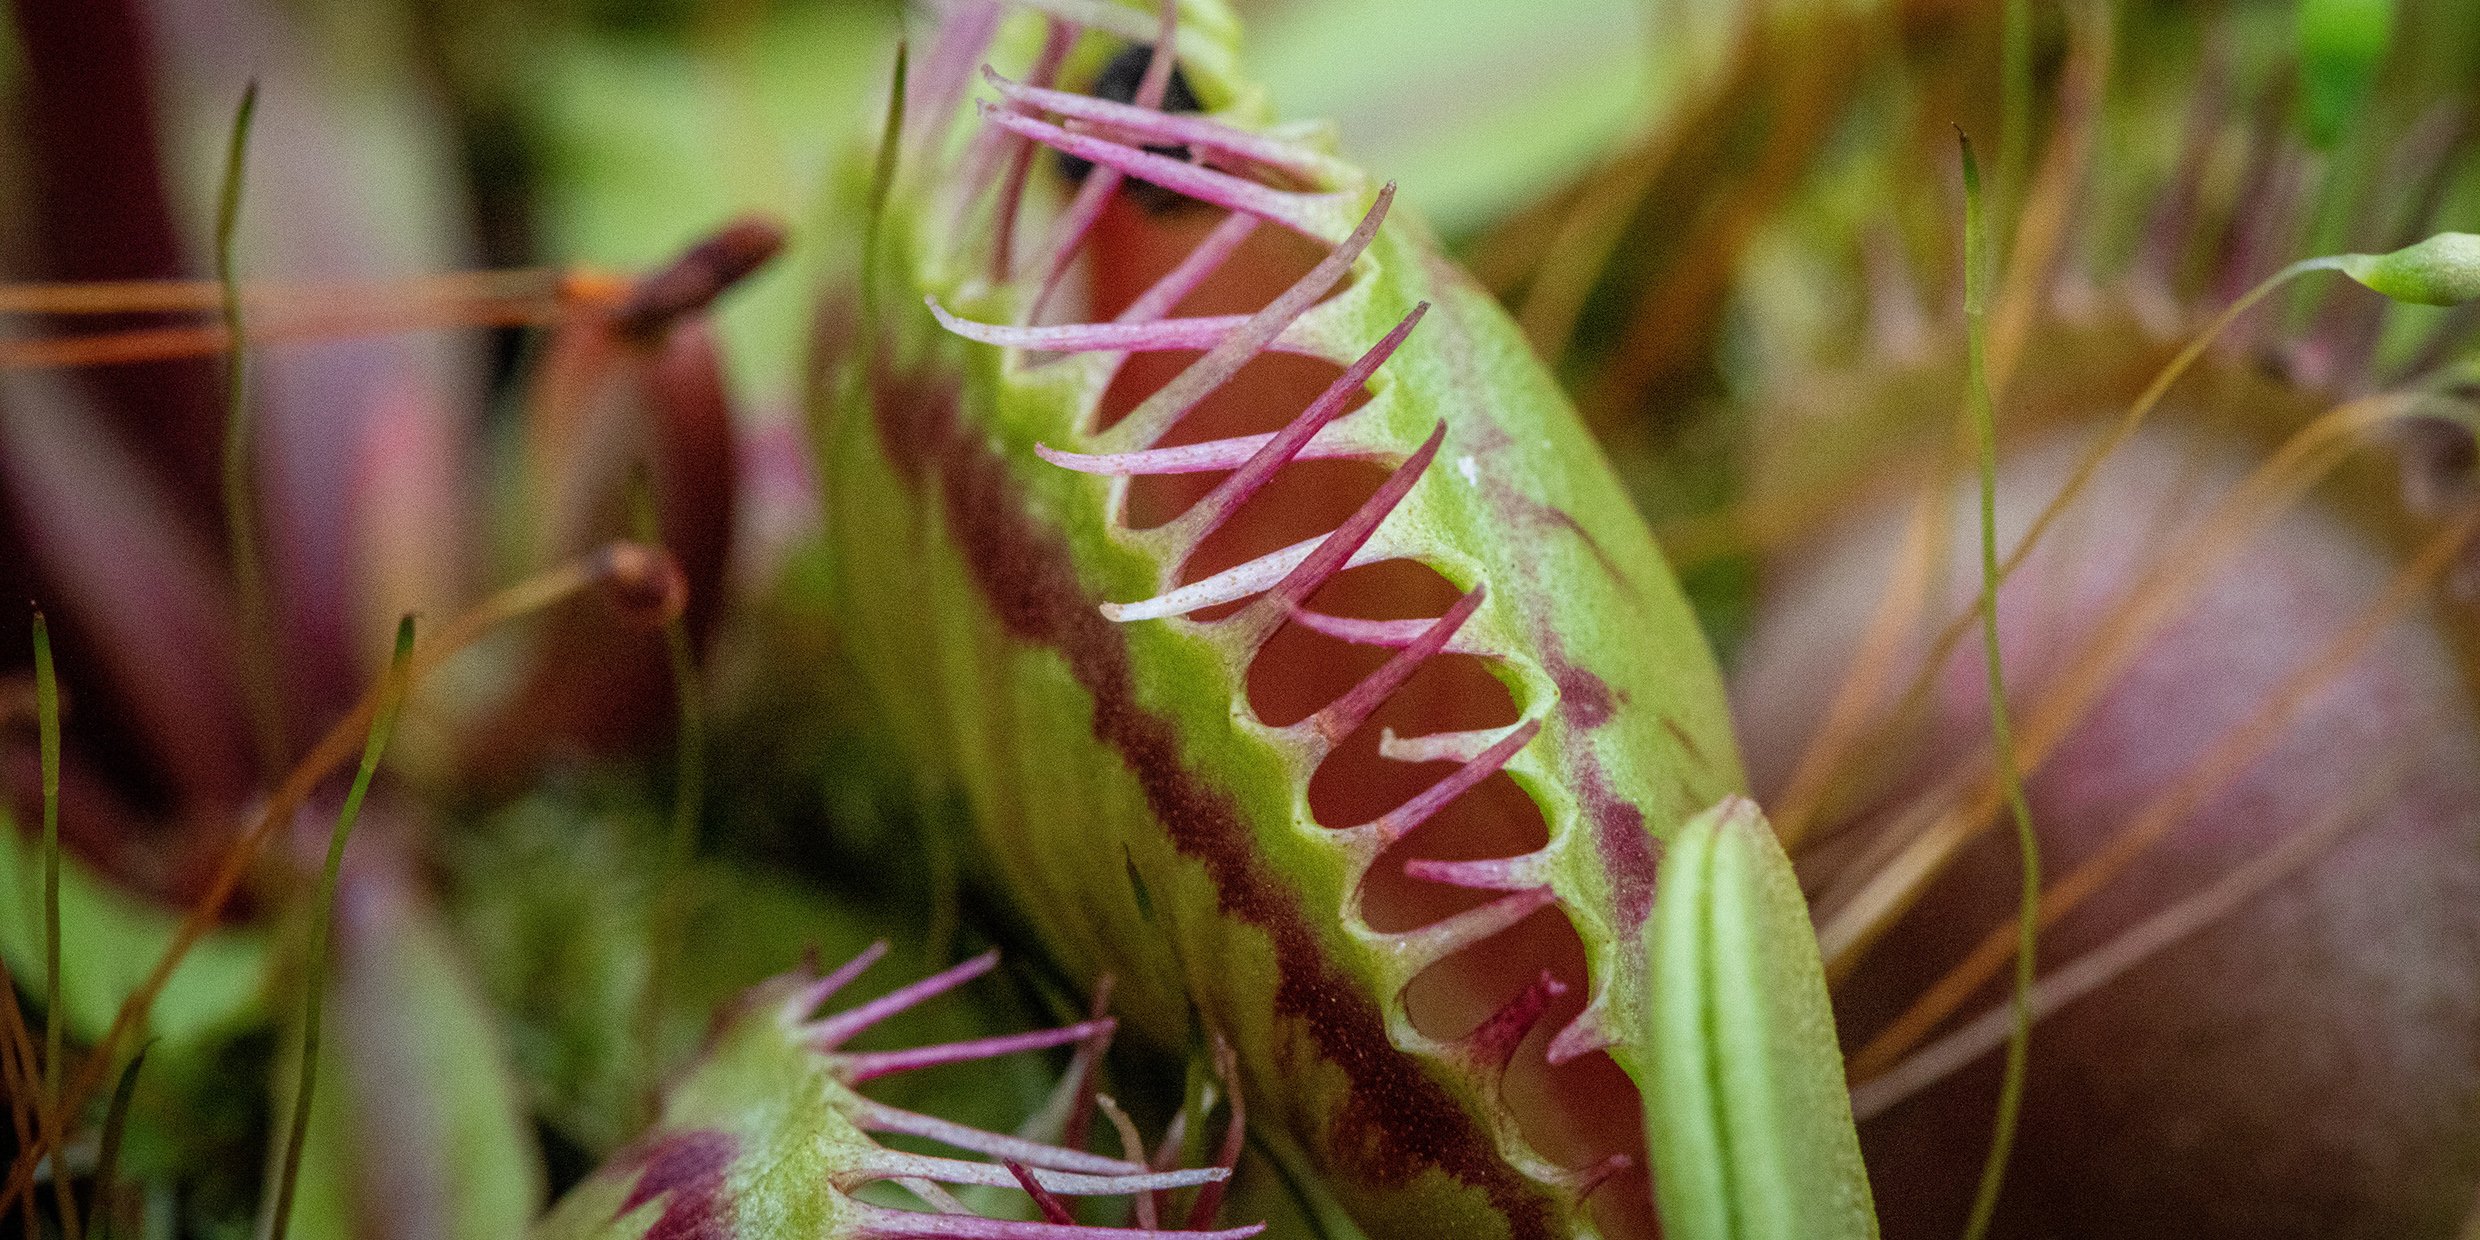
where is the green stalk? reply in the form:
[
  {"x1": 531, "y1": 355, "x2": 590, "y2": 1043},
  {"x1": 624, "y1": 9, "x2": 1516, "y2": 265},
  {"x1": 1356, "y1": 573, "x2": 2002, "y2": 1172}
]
[
  {"x1": 630, "y1": 474, "x2": 704, "y2": 1106},
  {"x1": 628, "y1": 479, "x2": 706, "y2": 893},
  {"x1": 84, "y1": 1042, "x2": 149, "y2": 1240},
  {"x1": 31, "y1": 613, "x2": 59, "y2": 1119},
  {"x1": 845, "y1": 37, "x2": 971, "y2": 969},
  {"x1": 812, "y1": 38, "x2": 906, "y2": 571},
  {"x1": 1930, "y1": 227, "x2": 2472, "y2": 1228},
  {"x1": 860, "y1": 39, "x2": 909, "y2": 336},
  {"x1": 266, "y1": 617, "x2": 416, "y2": 1240},
  {"x1": 32, "y1": 613, "x2": 76, "y2": 1240},
  {"x1": 216, "y1": 80, "x2": 287, "y2": 776},
  {"x1": 1971, "y1": 252, "x2": 2343, "y2": 599},
  {"x1": 1957, "y1": 133, "x2": 2041, "y2": 1240}
]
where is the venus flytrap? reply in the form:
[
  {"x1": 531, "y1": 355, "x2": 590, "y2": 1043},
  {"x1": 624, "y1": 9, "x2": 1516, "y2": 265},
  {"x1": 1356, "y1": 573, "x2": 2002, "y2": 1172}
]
[
  {"x1": 821, "y1": 2, "x2": 1870, "y2": 1236},
  {"x1": 533, "y1": 946, "x2": 1263, "y2": 1240},
  {"x1": 2, "y1": 4, "x2": 2470, "y2": 1234},
  {"x1": 0, "y1": 33, "x2": 856, "y2": 1232}
]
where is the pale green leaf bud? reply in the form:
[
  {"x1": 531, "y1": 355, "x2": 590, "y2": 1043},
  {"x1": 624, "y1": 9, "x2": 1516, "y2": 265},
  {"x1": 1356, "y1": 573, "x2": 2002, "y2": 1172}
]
[{"x1": 2337, "y1": 233, "x2": 2480, "y2": 307}]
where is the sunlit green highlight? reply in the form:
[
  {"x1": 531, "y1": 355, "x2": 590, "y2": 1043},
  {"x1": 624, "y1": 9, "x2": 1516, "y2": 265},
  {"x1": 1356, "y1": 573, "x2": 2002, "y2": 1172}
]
[{"x1": 2297, "y1": 0, "x2": 2397, "y2": 149}]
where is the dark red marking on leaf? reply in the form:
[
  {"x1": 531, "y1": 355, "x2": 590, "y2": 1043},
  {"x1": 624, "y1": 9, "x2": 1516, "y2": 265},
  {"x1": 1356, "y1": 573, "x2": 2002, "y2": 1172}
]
[
  {"x1": 1546, "y1": 642, "x2": 1617, "y2": 732},
  {"x1": 870, "y1": 358, "x2": 1557, "y2": 1240},
  {"x1": 1486, "y1": 482, "x2": 1630, "y2": 592},
  {"x1": 1410, "y1": 249, "x2": 1630, "y2": 598},
  {"x1": 611, "y1": 1129, "x2": 736, "y2": 1240},
  {"x1": 1543, "y1": 637, "x2": 1669, "y2": 928},
  {"x1": 1579, "y1": 763, "x2": 1657, "y2": 931}
]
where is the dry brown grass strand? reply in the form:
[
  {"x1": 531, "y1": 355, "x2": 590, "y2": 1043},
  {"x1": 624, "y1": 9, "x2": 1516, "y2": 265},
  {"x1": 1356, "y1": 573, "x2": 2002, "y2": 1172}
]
[
  {"x1": 1844, "y1": 498, "x2": 2479, "y2": 1080},
  {"x1": 1813, "y1": 391, "x2": 2426, "y2": 974},
  {"x1": 1619, "y1": 1, "x2": 2100, "y2": 573},
  {"x1": 0, "y1": 284, "x2": 564, "y2": 371},
  {"x1": 1984, "y1": 0, "x2": 2112, "y2": 399},
  {"x1": 1577, "y1": 23, "x2": 1873, "y2": 426},
  {"x1": 0, "y1": 551, "x2": 610, "y2": 1218},
  {"x1": 1646, "y1": 4, "x2": 2100, "y2": 573},
  {"x1": 0, "y1": 270, "x2": 558, "y2": 317},
  {"x1": 1655, "y1": 444, "x2": 1943, "y2": 568},
  {"x1": 1501, "y1": 4, "x2": 1880, "y2": 400},
  {"x1": 0, "y1": 863, "x2": 64, "y2": 1238},
  {"x1": 0, "y1": 950, "x2": 38, "y2": 1230},
  {"x1": 1848, "y1": 750, "x2": 2412, "y2": 1113},
  {"x1": 1505, "y1": 135, "x2": 1671, "y2": 365},
  {"x1": 0, "y1": 1029, "x2": 26, "y2": 1240},
  {"x1": 1772, "y1": 475, "x2": 1954, "y2": 848}
]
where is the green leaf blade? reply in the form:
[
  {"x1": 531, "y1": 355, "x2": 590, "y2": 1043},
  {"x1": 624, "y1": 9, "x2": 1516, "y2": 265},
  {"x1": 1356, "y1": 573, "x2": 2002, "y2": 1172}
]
[
  {"x1": 822, "y1": 6, "x2": 1776, "y2": 1237},
  {"x1": 1647, "y1": 798, "x2": 1877, "y2": 1240}
]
